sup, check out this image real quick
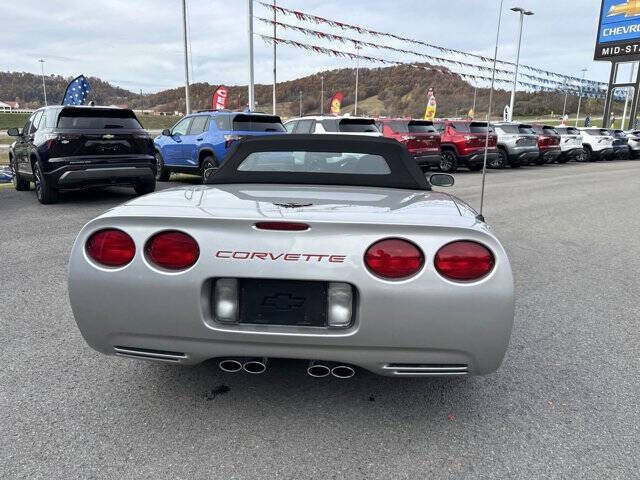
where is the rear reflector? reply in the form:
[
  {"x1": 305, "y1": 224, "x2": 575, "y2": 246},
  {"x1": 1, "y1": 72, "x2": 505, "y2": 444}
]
[
  {"x1": 85, "y1": 229, "x2": 135, "y2": 267},
  {"x1": 364, "y1": 238, "x2": 424, "y2": 279},
  {"x1": 434, "y1": 241, "x2": 494, "y2": 281},
  {"x1": 255, "y1": 222, "x2": 309, "y2": 231},
  {"x1": 145, "y1": 231, "x2": 199, "y2": 270}
]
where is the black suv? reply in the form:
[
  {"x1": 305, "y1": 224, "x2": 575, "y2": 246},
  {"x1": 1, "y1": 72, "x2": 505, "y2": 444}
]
[{"x1": 8, "y1": 106, "x2": 155, "y2": 204}]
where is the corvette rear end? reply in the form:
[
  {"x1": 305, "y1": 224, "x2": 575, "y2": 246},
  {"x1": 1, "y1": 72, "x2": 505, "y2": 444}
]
[{"x1": 69, "y1": 135, "x2": 514, "y2": 377}]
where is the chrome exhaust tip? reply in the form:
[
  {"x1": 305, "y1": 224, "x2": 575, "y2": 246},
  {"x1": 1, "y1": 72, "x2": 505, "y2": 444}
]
[
  {"x1": 218, "y1": 358, "x2": 243, "y2": 373},
  {"x1": 307, "y1": 361, "x2": 331, "y2": 378},
  {"x1": 331, "y1": 365, "x2": 355, "y2": 379},
  {"x1": 243, "y1": 357, "x2": 267, "y2": 374}
]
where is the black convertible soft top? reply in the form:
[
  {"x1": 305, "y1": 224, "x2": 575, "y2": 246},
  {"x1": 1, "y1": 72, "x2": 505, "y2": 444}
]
[{"x1": 206, "y1": 134, "x2": 429, "y2": 190}]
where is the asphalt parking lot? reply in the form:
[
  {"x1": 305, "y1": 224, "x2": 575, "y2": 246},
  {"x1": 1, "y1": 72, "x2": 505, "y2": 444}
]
[{"x1": 2, "y1": 161, "x2": 639, "y2": 479}]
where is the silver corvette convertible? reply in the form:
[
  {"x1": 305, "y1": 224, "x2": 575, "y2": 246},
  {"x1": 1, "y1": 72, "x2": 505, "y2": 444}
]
[{"x1": 69, "y1": 135, "x2": 514, "y2": 378}]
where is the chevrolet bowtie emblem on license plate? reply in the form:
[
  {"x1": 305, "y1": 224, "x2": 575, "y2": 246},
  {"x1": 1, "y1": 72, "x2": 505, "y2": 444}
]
[
  {"x1": 102, "y1": 134, "x2": 115, "y2": 139},
  {"x1": 262, "y1": 293, "x2": 305, "y2": 311}
]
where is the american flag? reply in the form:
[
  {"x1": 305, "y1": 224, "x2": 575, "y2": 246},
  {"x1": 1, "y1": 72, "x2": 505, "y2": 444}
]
[{"x1": 62, "y1": 75, "x2": 91, "y2": 105}]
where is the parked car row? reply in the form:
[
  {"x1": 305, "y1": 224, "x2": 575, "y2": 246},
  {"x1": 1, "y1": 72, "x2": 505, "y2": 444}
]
[{"x1": 8, "y1": 106, "x2": 640, "y2": 204}]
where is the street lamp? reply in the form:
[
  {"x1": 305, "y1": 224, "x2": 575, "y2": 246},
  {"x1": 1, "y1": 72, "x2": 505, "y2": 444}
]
[
  {"x1": 508, "y1": 7, "x2": 534, "y2": 122},
  {"x1": 354, "y1": 45, "x2": 362, "y2": 115},
  {"x1": 320, "y1": 75, "x2": 324, "y2": 115},
  {"x1": 38, "y1": 59, "x2": 47, "y2": 106},
  {"x1": 576, "y1": 68, "x2": 588, "y2": 127}
]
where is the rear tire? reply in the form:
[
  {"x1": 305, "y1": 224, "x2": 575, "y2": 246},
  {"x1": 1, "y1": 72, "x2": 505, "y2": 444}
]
[
  {"x1": 490, "y1": 150, "x2": 507, "y2": 169},
  {"x1": 155, "y1": 151, "x2": 170, "y2": 181},
  {"x1": 33, "y1": 162, "x2": 58, "y2": 204},
  {"x1": 200, "y1": 155, "x2": 217, "y2": 182},
  {"x1": 134, "y1": 179, "x2": 156, "y2": 195},
  {"x1": 11, "y1": 158, "x2": 30, "y2": 191},
  {"x1": 438, "y1": 151, "x2": 457, "y2": 173}
]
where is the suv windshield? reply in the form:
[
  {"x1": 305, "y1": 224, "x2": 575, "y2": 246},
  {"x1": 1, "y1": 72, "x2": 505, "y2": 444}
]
[
  {"x1": 232, "y1": 114, "x2": 285, "y2": 132},
  {"x1": 389, "y1": 120, "x2": 435, "y2": 133},
  {"x1": 57, "y1": 108, "x2": 142, "y2": 129},
  {"x1": 338, "y1": 119, "x2": 379, "y2": 133}
]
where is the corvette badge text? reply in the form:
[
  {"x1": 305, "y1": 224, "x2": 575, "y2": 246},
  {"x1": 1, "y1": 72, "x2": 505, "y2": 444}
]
[{"x1": 215, "y1": 250, "x2": 346, "y2": 263}]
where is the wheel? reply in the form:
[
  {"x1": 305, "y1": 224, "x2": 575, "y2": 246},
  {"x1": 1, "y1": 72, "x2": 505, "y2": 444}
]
[
  {"x1": 33, "y1": 162, "x2": 58, "y2": 204},
  {"x1": 200, "y1": 155, "x2": 217, "y2": 182},
  {"x1": 134, "y1": 179, "x2": 156, "y2": 195},
  {"x1": 438, "y1": 151, "x2": 457, "y2": 173},
  {"x1": 155, "y1": 151, "x2": 170, "y2": 181},
  {"x1": 468, "y1": 164, "x2": 483, "y2": 171},
  {"x1": 10, "y1": 157, "x2": 30, "y2": 191},
  {"x1": 489, "y1": 150, "x2": 507, "y2": 169}
]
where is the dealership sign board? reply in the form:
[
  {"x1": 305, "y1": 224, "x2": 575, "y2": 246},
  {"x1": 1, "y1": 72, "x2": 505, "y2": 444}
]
[{"x1": 595, "y1": 0, "x2": 640, "y2": 60}]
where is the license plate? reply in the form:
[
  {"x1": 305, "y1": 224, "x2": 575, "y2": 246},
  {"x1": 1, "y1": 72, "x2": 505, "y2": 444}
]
[{"x1": 239, "y1": 279, "x2": 327, "y2": 327}]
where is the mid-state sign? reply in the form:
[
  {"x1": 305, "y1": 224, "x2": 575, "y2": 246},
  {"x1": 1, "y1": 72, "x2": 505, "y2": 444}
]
[{"x1": 595, "y1": 0, "x2": 640, "y2": 60}]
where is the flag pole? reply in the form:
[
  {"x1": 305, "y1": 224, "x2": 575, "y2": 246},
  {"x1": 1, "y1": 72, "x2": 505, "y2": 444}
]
[
  {"x1": 272, "y1": 0, "x2": 277, "y2": 115},
  {"x1": 478, "y1": 0, "x2": 504, "y2": 222},
  {"x1": 181, "y1": 0, "x2": 191, "y2": 114},
  {"x1": 248, "y1": 0, "x2": 256, "y2": 111}
]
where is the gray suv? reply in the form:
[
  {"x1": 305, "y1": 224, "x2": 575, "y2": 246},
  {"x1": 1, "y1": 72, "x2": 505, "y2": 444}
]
[{"x1": 492, "y1": 123, "x2": 539, "y2": 168}]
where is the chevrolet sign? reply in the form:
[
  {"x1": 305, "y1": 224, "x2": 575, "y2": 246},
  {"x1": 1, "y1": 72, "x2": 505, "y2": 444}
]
[{"x1": 595, "y1": 0, "x2": 640, "y2": 60}]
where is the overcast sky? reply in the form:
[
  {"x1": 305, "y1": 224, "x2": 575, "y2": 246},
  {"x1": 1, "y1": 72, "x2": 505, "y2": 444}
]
[{"x1": 0, "y1": 0, "x2": 614, "y2": 93}]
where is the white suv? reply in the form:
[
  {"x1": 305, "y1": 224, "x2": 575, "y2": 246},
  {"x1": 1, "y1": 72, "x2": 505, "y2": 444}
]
[
  {"x1": 623, "y1": 129, "x2": 640, "y2": 158},
  {"x1": 284, "y1": 115, "x2": 382, "y2": 136},
  {"x1": 554, "y1": 126, "x2": 585, "y2": 162},
  {"x1": 578, "y1": 127, "x2": 614, "y2": 161}
]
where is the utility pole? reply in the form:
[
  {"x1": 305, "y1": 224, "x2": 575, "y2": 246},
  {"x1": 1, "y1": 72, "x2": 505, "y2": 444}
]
[
  {"x1": 272, "y1": 0, "x2": 276, "y2": 114},
  {"x1": 354, "y1": 45, "x2": 362, "y2": 115},
  {"x1": 38, "y1": 59, "x2": 47, "y2": 106},
  {"x1": 321, "y1": 75, "x2": 324, "y2": 114},
  {"x1": 472, "y1": 84, "x2": 477, "y2": 116},
  {"x1": 508, "y1": 7, "x2": 534, "y2": 122},
  {"x1": 576, "y1": 68, "x2": 587, "y2": 127},
  {"x1": 247, "y1": 0, "x2": 255, "y2": 111},
  {"x1": 181, "y1": 0, "x2": 191, "y2": 114},
  {"x1": 299, "y1": 90, "x2": 302, "y2": 116}
]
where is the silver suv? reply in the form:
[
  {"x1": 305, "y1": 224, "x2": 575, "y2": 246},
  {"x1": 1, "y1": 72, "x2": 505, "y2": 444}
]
[
  {"x1": 492, "y1": 122, "x2": 539, "y2": 168},
  {"x1": 554, "y1": 126, "x2": 585, "y2": 162},
  {"x1": 623, "y1": 129, "x2": 640, "y2": 158}
]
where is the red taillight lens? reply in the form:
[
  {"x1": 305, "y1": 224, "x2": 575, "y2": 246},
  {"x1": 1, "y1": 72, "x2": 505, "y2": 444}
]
[
  {"x1": 86, "y1": 229, "x2": 136, "y2": 267},
  {"x1": 434, "y1": 241, "x2": 494, "y2": 281},
  {"x1": 255, "y1": 221, "x2": 309, "y2": 231},
  {"x1": 145, "y1": 231, "x2": 199, "y2": 270},
  {"x1": 364, "y1": 238, "x2": 424, "y2": 279}
]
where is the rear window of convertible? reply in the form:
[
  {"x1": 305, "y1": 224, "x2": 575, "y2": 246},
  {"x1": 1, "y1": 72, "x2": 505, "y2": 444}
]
[{"x1": 237, "y1": 151, "x2": 391, "y2": 175}]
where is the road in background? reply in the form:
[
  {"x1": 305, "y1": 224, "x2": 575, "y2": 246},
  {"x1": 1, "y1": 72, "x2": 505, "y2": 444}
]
[{"x1": 1, "y1": 162, "x2": 639, "y2": 479}]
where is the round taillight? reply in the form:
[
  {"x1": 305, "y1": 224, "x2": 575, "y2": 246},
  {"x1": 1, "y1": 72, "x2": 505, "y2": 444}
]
[
  {"x1": 364, "y1": 238, "x2": 424, "y2": 279},
  {"x1": 86, "y1": 229, "x2": 135, "y2": 267},
  {"x1": 145, "y1": 231, "x2": 199, "y2": 270},
  {"x1": 434, "y1": 241, "x2": 494, "y2": 281}
]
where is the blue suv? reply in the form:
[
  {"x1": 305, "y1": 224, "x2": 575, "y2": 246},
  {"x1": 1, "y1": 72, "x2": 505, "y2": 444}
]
[{"x1": 153, "y1": 111, "x2": 286, "y2": 181}]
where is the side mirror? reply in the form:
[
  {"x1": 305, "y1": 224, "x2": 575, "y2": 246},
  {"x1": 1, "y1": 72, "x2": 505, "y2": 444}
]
[
  {"x1": 162, "y1": 129, "x2": 171, "y2": 136},
  {"x1": 429, "y1": 173, "x2": 454, "y2": 187},
  {"x1": 7, "y1": 127, "x2": 20, "y2": 136}
]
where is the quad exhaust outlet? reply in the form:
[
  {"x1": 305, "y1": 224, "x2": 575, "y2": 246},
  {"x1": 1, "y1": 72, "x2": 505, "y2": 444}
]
[
  {"x1": 307, "y1": 361, "x2": 355, "y2": 379},
  {"x1": 218, "y1": 357, "x2": 268, "y2": 374}
]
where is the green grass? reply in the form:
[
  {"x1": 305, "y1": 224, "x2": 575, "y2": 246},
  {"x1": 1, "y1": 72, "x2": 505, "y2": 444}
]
[{"x1": 0, "y1": 113, "x2": 29, "y2": 130}]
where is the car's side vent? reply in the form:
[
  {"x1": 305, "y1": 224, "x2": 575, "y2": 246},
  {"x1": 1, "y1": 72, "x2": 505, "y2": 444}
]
[
  {"x1": 113, "y1": 346, "x2": 187, "y2": 363},
  {"x1": 382, "y1": 363, "x2": 468, "y2": 376}
]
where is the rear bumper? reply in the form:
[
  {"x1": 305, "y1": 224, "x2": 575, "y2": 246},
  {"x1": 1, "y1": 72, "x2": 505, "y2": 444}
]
[
  {"x1": 541, "y1": 149, "x2": 562, "y2": 162},
  {"x1": 508, "y1": 150, "x2": 539, "y2": 165},
  {"x1": 561, "y1": 147, "x2": 584, "y2": 159},
  {"x1": 412, "y1": 153, "x2": 441, "y2": 166},
  {"x1": 45, "y1": 161, "x2": 155, "y2": 189},
  {"x1": 459, "y1": 150, "x2": 499, "y2": 166},
  {"x1": 592, "y1": 147, "x2": 614, "y2": 160},
  {"x1": 613, "y1": 146, "x2": 630, "y2": 157}
]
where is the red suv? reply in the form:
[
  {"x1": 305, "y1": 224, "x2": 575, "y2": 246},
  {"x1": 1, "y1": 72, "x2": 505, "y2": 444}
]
[
  {"x1": 433, "y1": 120, "x2": 498, "y2": 172},
  {"x1": 376, "y1": 118, "x2": 441, "y2": 170},
  {"x1": 531, "y1": 125, "x2": 561, "y2": 165}
]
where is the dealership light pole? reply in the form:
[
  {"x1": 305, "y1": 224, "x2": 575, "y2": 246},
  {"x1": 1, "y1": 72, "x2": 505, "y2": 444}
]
[
  {"x1": 247, "y1": 0, "x2": 255, "y2": 111},
  {"x1": 575, "y1": 68, "x2": 588, "y2": 127},
  {"x1": 621, "y1": 63, "x2": 635, "y2": 127},
  {"x1": 479, "y1": 0, "x2": 504, "y2": 222},
  {"x1": 472, "y1": 83, "x2": 477, "y2": 116},
  {"x1": 508, "y1": 7, "x2": 534, "y2": 122},
  {"x1": 320, "y1": 75, "x2": 325, "y2": 114},
  {"x1": 38, "y1": 59, "x2": 47, "y2": 106},
  {"x1": 354, "y1": 45, "x2": 362, "y2": 115},
  {"x1": 299, "y1": 90, "x2": 302, "y2": 116},
  {"x1": 181, "y1": 0, "x2": 191, "y2": 114}
]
